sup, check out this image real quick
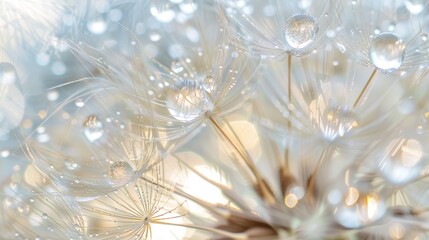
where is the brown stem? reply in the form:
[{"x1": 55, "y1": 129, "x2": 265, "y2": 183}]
[
  {"x1": 209, "y1": 117, "x2": 276, "y2": 204},
  {"x1": 353, "y1": 69, "x2": 377, "y2": 108}
]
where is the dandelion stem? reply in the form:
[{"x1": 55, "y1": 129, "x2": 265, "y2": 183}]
[
  {"x1": 306, "y1": 148, "x2": 330, "y2": 203},
  {"x1": 208, "y1": 117, "x2": 275, "y2": 203},
  {"x1": 353, "y1": 69, "x2": 377, "y2": 108}
]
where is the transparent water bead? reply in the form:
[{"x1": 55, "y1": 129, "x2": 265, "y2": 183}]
[
  {"x1": 171, "y1": 61, "x2": 184, "y2": 73},
  {"x1": 319, "y1": 107, "x2": 358, "y2": 142},
  {"x1": 284, "y1": 14, "x2": 319, "y2": 51},
  {"x1": 108, "y1": 161, "x2": 134, "y2": 185},
  {"x1": 83, "y1": 115, "x2": 104, "y2": 142},
  {"x1": 166, "y1": 80, "x2": 212, "y2": 122},
  {"x1": 380, "y1": 138, "x2": 423, "y2": 185},
  {"x1": 334, "y1": 190, "x2": 386, "y2": 229},
  {"x1": 369, "y1": 33, "x2": 406, "y2": 71},
  {"x1": 404, "y1": 0, "x2": 426, "y2": 14}
]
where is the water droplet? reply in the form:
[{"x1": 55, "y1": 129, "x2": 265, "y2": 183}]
[
  {"x1": 369, "y1": 33, "x2": 406, "y2": 71},
  {"x1": 0, "y1": 62, "x2": 17, "y2": 84},
  {"x1": 42, "y1": 213, "x2": 48, "y2": 220},
  {"x1": 404, "y1": 0, "x2": 426, "y2": 14},
  {"x1": 334, "y1": 191, "x2": 385, "y2": 229},
  {"x1": 166, "y1": 80, "x2": 212, "y2": 122},
  {"x1": 317, "y1": 107, "x2": 358, "y2": 141},
  {"x1": 87, "y1": 18, "x2": 108, "y2": 34},
  {"x1": 0, "y1": 150, "x2": 10, "y2": 158},
  {"x1": 171, "y1": 61, "x2": 184, "y2": 73},
  {"x1": 284, "y1": 14, "x2": 319, "y2": 52},
  {"x1": 51, "y1": 61, "x2": 66, "y2": 75},
  {"x1": 421, "y1": 33, "x2": 428, "y2": 41},
  {"x1": 83, "y1": 115, "x2": 104, "y2": 142},
  {"x1": 380, "y1": 139, "x2": 422, "y2": 185},
  {"x1": 75, "y1": 99, "x2": 85, "y2": 107},
  {"x1": 65, "y1": 160, "x2": 80, "y2": 171},
  {"x1": 202, "y1": 75, "x2": 215, "y2": 93},
  {"x1": 107, "y1": 161, "x2": 134, "y2": 185}
]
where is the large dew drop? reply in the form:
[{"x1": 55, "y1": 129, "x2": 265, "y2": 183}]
[
  {"x1": 284, "y1": 14, "x2": 319, "y2": 51},
  {"x1": 83, "y1": 115, "x2": 104, "y2": 142},
  {"x1": 369, "y1": 33, "x2": 406, "y2": 71},
  {"x1": 107, "y1": 161, "x2": 134, "y2": 185},
  {"x1": 166, "y1": 80, "x2": 212, "y2": 122}
]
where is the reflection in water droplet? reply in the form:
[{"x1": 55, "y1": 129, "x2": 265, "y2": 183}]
[
  {"x1": 83, "y1": 115, "x2": 104, "y2": 142},
  {"x1": 108, "y1": 161, "x2": 134, "y2": 185},
  {"x1": 369, "y1": 33, "x2": 406, "y2": 71},
  {"x1": 380, "y1": 138, "x2": 422, "y2": 185},
  {"x1": 284, "y1": 14, "x2": 319, "y2": 52},
  {"x1": 316, "y1": 107, "x2": 357, "y2": 142},
  {"x1": 171, "y1": 61, "x2": 184, "y2": 73},
  {"x1": 166, "y1": 80, "x2": 212, "y2": 122},
  {"x1": 335, "y1": 191, "x2": 385, "y2": 229},
  {"x1": 404, "y1": 0, "x2": 426, "y2": 14},
  {"x1": 42, "y1": 213, "x2": 48, "y2": 220},
  {"x1": 202, "y1": 75, "x2": 215, "y2": 93}
]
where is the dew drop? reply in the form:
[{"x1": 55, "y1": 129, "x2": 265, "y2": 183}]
[
  {"x1": 65, "y1": 160, "x2": 80, "y2": 171},
  {"x1": 83, "y1": 115, "x2": 104, "y2": 142},
  {"x1": 334, "y1": 192, "x2": 385, "y2": 229},
  {"x1": 404, "y1": 0, "x2": 426, "y2": 14},
  {"x1": 284, "y1": 14, "x2": 319, "y2": 52},
  {"x1": 171, "y1": 61, "x2": 184, "y2": 73},
  {"x1": 318, "y1": 107, "x2": 357, "y2": 141},
  {"x1": 107, "y1": 161, "x2": 134, "y2": 185},
  {"x1": 421, "y1": 33, "x2": 428, "y2": 41},
  {"x1": 42, "y1": 213, "x2": 48, "y2": 220},
  {"x1": 0, "y1": 150, "x2": 10, "y2": 158},
  {"x1": 87, "y1": 18, "x2": 108, "y2": 34},
  {"x1": 0, "y1": 62, "x2": 17, "y2": 84},
  {"x1": 369, "y1": 33, "x2": 406, "y2": 71},
  {"x1": 75, "y1": 99, "x2": 85, "y2": 107},
  {"x1": 380, "y1": 139, "x2": 422, "y2": 185},
  {"x1": 202, "y1": 75, "x2": 215, "y2": 93},
  {"x1": 166, "y1": 80, "x2": 212, "y2": 122}
]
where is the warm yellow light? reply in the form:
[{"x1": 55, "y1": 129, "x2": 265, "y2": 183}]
[
  {"x1": 284, "y1": 193, "x2": 298, "y2": 208},
  {"x1": 345, "y1": 187, "x2": 359, "y2": 206}
]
